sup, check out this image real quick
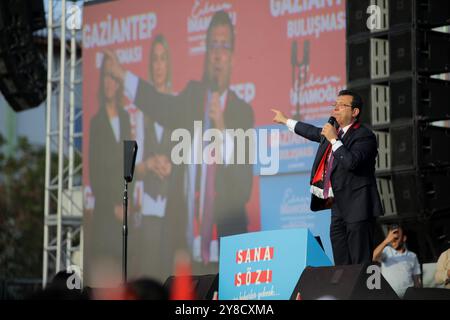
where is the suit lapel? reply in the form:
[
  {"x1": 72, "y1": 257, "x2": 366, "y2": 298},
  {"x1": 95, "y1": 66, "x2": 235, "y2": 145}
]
[
  {"x1": 311, "y1": 141, "x2": 330, "y2": 176},
  {"x1": 199, "y1": 83, "x2": 209, "y2": 121},
  {"x1": 330, "y1": 122, "x2": 360, "y2": 173},
  {"x1": 223, "y1": 89, "x2": 234, "y2": 126}
]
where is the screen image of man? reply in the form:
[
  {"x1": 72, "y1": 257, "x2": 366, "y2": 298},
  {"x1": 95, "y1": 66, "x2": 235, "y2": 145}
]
[
  {"x1": 105, "y1": 11, "x2": 254, "y2": 267},
  {"x1": 271, "y1": 90, "x2": 383, "y2": 265}
]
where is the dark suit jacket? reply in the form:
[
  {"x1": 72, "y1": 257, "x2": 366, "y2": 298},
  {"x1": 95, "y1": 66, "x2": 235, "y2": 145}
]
[
  {"x1": 137, "y1": 116, "x2": 188, "y2": 278},
  {"x1": 88, "y1": 106, "x2": 131, "y2": 259},
  {"x1": 141, "y1": 117, "x2": 173, "y2": 199},
  {"x1": 133, "y1": 79, "x2": 254, "y2": 237},
  {"x1": 293, "y1": 120, "x2": 383, "y2": 223}
]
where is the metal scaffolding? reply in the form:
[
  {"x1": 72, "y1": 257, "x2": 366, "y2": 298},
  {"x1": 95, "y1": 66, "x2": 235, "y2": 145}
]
[{"x1": 43, "y1": 0, "x2": 84, "y2": 287}]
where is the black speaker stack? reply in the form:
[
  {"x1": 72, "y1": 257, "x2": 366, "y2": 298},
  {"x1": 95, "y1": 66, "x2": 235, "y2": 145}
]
[
  {"x1": 291, "y1": 264, "x2": 399, "y2": 300},
  {"x1": 163, "y1": 274, "x2": 218, "y2": 300},
  {"x1": 346, "y1": 0, "x2": 450, "y2": 262},
  {"x1": 0, "y1": 0, "x2": 46, "y2": 112}
]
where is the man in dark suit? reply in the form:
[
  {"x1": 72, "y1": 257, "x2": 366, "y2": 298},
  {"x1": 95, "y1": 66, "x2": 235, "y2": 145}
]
[
  {"x1": 106, "y1": 11, "x2": 254, "y2": 265},
  {"x1": 272, "y1": 90, "x2": 383, "y2": 265}
]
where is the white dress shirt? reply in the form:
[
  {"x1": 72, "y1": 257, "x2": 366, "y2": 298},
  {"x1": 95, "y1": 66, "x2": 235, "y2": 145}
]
[{"x1": 286, "y1": 119, "x2": 354, "y2": 199}]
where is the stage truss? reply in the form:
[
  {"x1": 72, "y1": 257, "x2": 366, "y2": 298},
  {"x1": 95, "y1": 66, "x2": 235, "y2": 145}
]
[{"x1": 42, "y1": 0, "x2": 84, "y2": 287}]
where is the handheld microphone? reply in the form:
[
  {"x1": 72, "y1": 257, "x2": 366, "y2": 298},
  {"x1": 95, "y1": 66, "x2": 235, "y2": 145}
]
[
  {"x1": 320, "y1": 116, "x2": 337, "y2": 144},
  {"x1": 209, "y1": 76, "x2": 219, "y2": 93}
]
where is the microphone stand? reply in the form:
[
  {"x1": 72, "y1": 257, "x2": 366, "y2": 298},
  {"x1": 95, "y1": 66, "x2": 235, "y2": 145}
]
[
  {"x1": 122, "y1": 139, "x2": 137, "y2": 285},
  {"x1": 122, "y1": 180, "x2": 128, "y2": 284},
  {"x1": 293, "y1": 40, "x2": 310, "y2": 121}
]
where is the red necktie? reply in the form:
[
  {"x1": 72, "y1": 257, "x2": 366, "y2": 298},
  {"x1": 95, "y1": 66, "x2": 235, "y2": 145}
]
[
  {"x1": 200, "y1": 93, "x2": 217, "y2": 264},
  {"x1": 323, "y1": 129, "x2": 342, "y2": 199}
]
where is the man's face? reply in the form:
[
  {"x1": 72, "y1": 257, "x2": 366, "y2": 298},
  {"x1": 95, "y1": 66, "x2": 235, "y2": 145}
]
[
  {"x1": 206, "y1": 24, "x2": 233, "y2": 92},
  {"x1": 151, "y1": 42, "x2": 169, "y2": 91},
  {"x1": 331, "y1": 95, "x2": 359, "y2": 128},
  {"x1": 390, "y1": 228, "x2": 406, "y2": 250}
]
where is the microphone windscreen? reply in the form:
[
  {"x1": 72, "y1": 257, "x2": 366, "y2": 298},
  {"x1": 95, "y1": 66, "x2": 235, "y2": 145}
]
[
  {"x1": 210, "y1": 77, "x2": 219, "y2": 92},
  {"x1": 328, "y1": 116, "x2": 337, "y2": 126}
]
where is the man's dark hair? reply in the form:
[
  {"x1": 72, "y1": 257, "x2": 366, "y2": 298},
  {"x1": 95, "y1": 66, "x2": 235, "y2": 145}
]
[
  {"x1": 28, "y1": 270, "x2": 86, "y2": 300},
  {"x1": 338, "y1": 89, "x2": 363, "y2": 119},
  {"x1": 388, "y1": 223, "x2": 407, "y2": 234},
  {"x1": 126, "y1": 278, "x2": 169, "y2": 300},
  {"x1": 206, "y1": 10, "x2": 235, "y2": 52},
  {"x1": 203, "y1": 10, "x2": 235, "y2": 84}
]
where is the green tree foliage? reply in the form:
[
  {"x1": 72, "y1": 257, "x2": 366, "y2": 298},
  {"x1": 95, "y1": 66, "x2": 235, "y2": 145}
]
[{"x1": 0, "y1": 134, "x2": 46, "y2": 279}]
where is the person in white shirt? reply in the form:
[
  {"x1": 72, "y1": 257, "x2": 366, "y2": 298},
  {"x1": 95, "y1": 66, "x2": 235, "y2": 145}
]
[{"x1": 373, "y1": 225, "x2": 422, "y2": 298}]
